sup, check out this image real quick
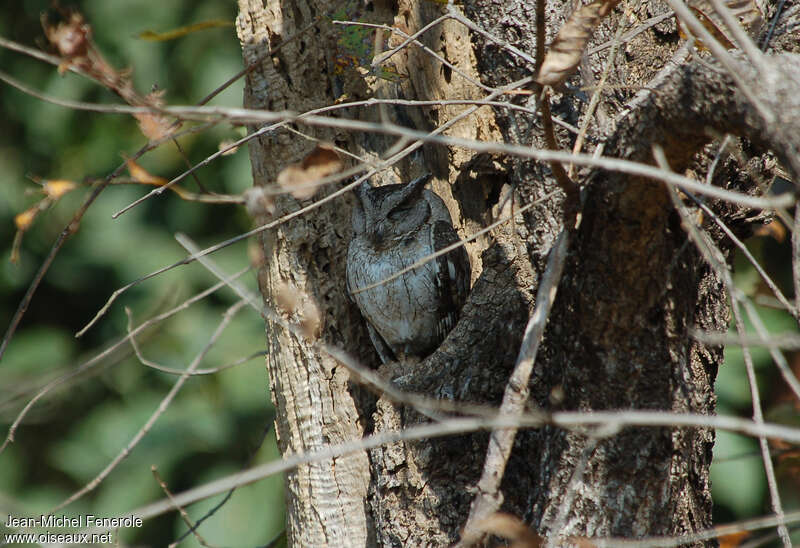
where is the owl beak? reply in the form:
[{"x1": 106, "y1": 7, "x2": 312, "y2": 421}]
[{"x1": 372, "y1": 226, "x2": 385, "y2": 246}]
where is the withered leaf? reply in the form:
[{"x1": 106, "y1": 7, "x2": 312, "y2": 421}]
[
  {"x1": 42, "y1": 11, "x2": 91, "y2": 59},
  {"x1": 298, "y1": 300, "x2": 322, "y2": 339},
  {"x1": 41, "y1": 179, "x2": 78, "y2": 200},
  {"x1": 132, "y1": 89, "x2": 173, "y2": 142},
  {"x1": 753, "y1": 218, "x2": 787, "y2": 242},
  {"x1": 276, "y1": 143, "x2": 343, "y2": 200},
  {"x1": 126, "y1": 157, "x2": 168, "y2": 186},
  {"x1": 274, "y1": 281, "x2": 300, "y2": 316},
  {"x1": 536, "y1": 0, "x2": 622, "y2": 87},
  {"x1": 218, "y1": 139, "x2": 240, "y2": 156},
  {"x1": 473, "y1": 513, "x2": 543, "y2": 548},
  {"x1": 244, "y1": 187, "x2": 277, "y2": 217},
  {"x1": 677, "y1": 0, "x2": 763, "y2": 51},
  {"x1": 14, "y1": 205, "x2": 40, "y2": 232},
  {"x1": 718, "y1": 530, "x2": 751, "y2": 548},
  {"x1": 137, "y1": 19, "x2": 233, "y2": 42},
  {"x1": 11, "y1": 204, "x2": 45, "y2": 264}
]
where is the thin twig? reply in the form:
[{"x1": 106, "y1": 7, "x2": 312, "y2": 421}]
[
  {"x1": 336, "y1": 19, "x2": 492, "y2": 92},
  {"x1": 687, "y1": 194, "x2": 795, "y2": 316},
  {"x1": 593, "y1": 510, "x2": 800, "y2": 547},
  {"x1": 548, "y1": 435, "x2": 602, "y2": 542},
  {"x1": 151, "y1": 466, "x2": 216, "y2": 548},
  {"x1": 125, "y1": 307, "x2": 171, "y2": 371},
  {"x1": 569, "y1": 3, "x2": 628, "y2": 178},
  {"x1": 114, "y1": 92, "x2": 581, "y2": 216},
  {"x1": 662, "y1": 0, "x2": 775, "y2": 125},
  {"x1": 173, "y1": 235, "x2": 496, "y2": 421},
  {"x1": 52, "y1": 300, "x2": 248, "y2": 512},
  {"x1": 730, "y1": 297, "x2": 791, "y2": 548},
  {"x1": 761, "y1": 0, "x2": 788, "y2": 50},
  {"x1": 0, "y1": 268, "x2": 250, "y2": 453},
  {"x1": 587, "y1": 12, "x2": 673, "y2": 55},
  {"x1": 794, "y1": 203, "x2": 800, "y2": 325},
  {"x1": 369, "y1": 14, "x2": 447, "y2": 66},
  {"x1": 693, "y1": 328, "x2": 800, "y2": 350},
  {"x1": 351, "y1": 190, "x2": 558, "y2": 294},
  {"x1": 706, "y1": 0, "x2": 765, "y2": 70},
  {"x1": 68, "y1": 410, "x2": 800, "y2": 539},
  {"x1": 741, "y1": 299, "x2": 800, "y2": 409},
  {"x1": 0, "y1": 85, "x2": 215, "y2": 363},
  {"x1": 78, "y1": 76, "x2": 539, "y2": 335},
  {"x1": 125, "y1": 304, "x2": 265, "y2": 376},
  {"x1": 659, "y1": 147, "x2": 790, "y2": 548},
  {"x1": 0, "y1": 70, "x2": 792, "y2": 210},
  {"x1": 172, "y1": 422, "x2": 273, "y2": 545},
  {"x1": 1, "y1": 174, "x2": 110, "y2": 363},
  {"x1": 462, "y1": 229, "x2": 572, "y2": 542},
  {"x1": 198, "y1": 12, "x2": 325, "y2": 107},
  {"x1": 445, "y1": 7, "x2": 538, "y2": 68}
]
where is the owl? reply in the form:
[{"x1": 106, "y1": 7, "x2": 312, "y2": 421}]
[{"x1": 346, "y1": 174, "x2": 471, "y2": 363}]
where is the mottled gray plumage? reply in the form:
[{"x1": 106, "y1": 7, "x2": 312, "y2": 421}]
[{"x1": 346, "y1": 174, "x2": 471, "y2": 363}]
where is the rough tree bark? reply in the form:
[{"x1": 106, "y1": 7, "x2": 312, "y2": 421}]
[{"x1": 236, "y1": 0, "x2": 798, "y2": 545}]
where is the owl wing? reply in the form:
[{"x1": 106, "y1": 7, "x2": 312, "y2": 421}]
[
  {"x1": 346, "y1": 244, "x2": 398, "y2": 364},
  {"x1": 364, "y1": 322, "x2": 397, "y2": 364},
  {"x1": 431, "y1": 221, "x2": 471, "y2": 343}
]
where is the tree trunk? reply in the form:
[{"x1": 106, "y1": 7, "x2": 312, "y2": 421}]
[{"x1": 235, "y1": 0, "x2": 798, "y2": 545}]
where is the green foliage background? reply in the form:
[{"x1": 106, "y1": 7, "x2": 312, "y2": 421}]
[
  {"x1": 0, "y1": 0, "x2": 797, "y2": 546},
  {"x1": 1, "y1": 1, "x2": 284, "y2": 546}
]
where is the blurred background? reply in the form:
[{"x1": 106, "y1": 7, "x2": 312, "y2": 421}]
[
  {"x1": 0, "y1": 0, "x2": 797, "y2": 546},
  {"x1": 1, "y1": 1, "x2": 285, "y2": 546}
]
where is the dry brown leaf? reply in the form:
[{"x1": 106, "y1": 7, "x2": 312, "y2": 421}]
[
  {"x1": 243, "y1": 187, "x2": 277, "y2": 217},
  {"x1": 276, "y1": 143, "x2": 343, "y2": 200},
  {"x1": 125, "y1": 157, "x2": 169, "y2": 186},
  {"x1": 678, "y1": 0, "x2": 763, "y2": 51},
  {"x1": 718, "y1": 530, "x2": 751, "y2": 547},
  {"x1": 123, "y1": 157, "x2": 201, "y2": 200},
  {"x1": 11, "y1": 204, "x2": 45, "y2": 264},
  {"x1": 41, "y1": 179, "x2": 78, "y2": 200},
  {"x1": 132, "y1": 89, "x2": 173, "y2": 142},
  {"x1": 473, "y1": 513, "x2": 543, "y2": 548},
  {"x1": 42, "y1": 11, "x2": 91, "y2": 60},
  {"x1": 42, "y1": 8, "x2": 175, "y2": 143},
  {"x1": 218, "y1": 140, "x2": 240, "y2": 156},
  {"x1": 536, "y1": 0, "x2": 622, "y2": 87},
  {"x1": 10, "y1": 231, "x2": 24, "y2": 264},
  {"x1": 14, "y1": 205, "x2": 40, "y2": 232},
  {"x1": 134, "y1": 112, "x2": 173, "y2": 142},
  {"x1": 274, "y1": 281, "x2": 299, "y2": 316},
  {"x1": 753, "y1": 218, "x2": 787, "y2": 242},
  {"x1": 299, "y1": 300, "x2": 322, "y2": 339}
]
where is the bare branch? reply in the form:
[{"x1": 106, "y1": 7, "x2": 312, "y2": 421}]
[
  {"x1": 67, "y1": 410, "x2": 800, "y2": 539},
  {"x1": 706, "y1": 0, "x2": 765, "y2": 68},
  {"x1": 52, "y1": 300, "x2": 248, "y2": 512},
  {"x1": 462, "y1": 229, "x2": 572, "y2": 542},
  {"x1": 659, "y1": 147, "x2": 791, "y2": 547},
  {"x1": 2, "y1": 67, "x2": 794, "y2": 210},
  {"x1": 662, "y1": 0, "x2": 774, "y2": 125},
  {"x1": 151, "y1": 466, "x2": 216, "y2": 548}
]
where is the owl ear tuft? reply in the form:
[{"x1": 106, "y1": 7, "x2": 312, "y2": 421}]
[
  {"x1": 398, "y1": 173, "x2": 432, "y2": 203},
  {"x1": 354, "y1": 180, "x2": 373, "y2": 205},
  {"x1": 350, "y1": 181, "x2": 371, "y2": 234},
  {"x1": 407, "y1": 173, "x2": 432, "y2": 191}
]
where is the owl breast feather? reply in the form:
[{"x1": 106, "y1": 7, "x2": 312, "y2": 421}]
[{"x1": 346, "y1": 232, "x2": 445, "y2": 358}]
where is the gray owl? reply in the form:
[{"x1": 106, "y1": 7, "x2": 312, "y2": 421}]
[{"x1": 346, "y1": 174, "x2": 471, "y2": 363}]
